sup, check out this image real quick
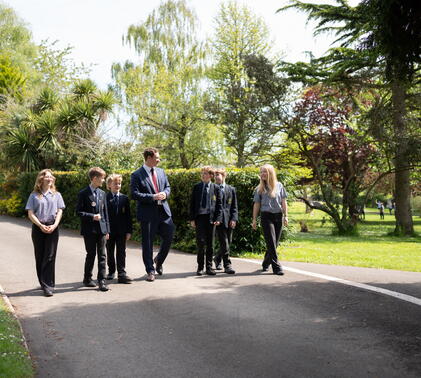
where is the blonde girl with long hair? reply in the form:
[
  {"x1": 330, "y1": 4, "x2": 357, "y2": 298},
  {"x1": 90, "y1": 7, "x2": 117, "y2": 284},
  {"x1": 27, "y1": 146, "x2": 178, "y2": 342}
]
[
  {"x1": 252, "y1": 164, "x2": 288, "y2": 275},
  {"x1": 25, "y1": 169, "x2": 65, "y2": 296}
]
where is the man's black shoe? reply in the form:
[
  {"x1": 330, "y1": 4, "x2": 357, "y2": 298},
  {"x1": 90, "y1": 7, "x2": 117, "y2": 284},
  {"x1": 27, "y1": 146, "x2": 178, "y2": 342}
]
[
  {"x1": 43, "y1": 288, "x2": 53, "y2": 297},
  {"x1": 262, "y1": 266, "x2": 269, "y2": 272},
  {"x1": 83, "y1": 280, "x2": 96, "y2": 287},
  {"x1": 98, "y1": 280, "x2": 109, "y2": 291},
  {"x1": 154, "y1": 257, "x2": 163, "y2": 275},
  {"x1": 274, "y1": 270, "x2": 284, "y2": 276},
  {"x1": 106, "y1": 273, "x2": 115, "y2": 280},
  {"x1": 214, "y1": 258, "x2": 223, "y2": 270},
  {"x1": 206, "y1": 268, "x2": 216, "y2": 276},
  {"x1": 118, "y1": 276, "x2": 133, "y2": 284},
  {"x1": 196, "y1": 269, "x2": 204, "y2": 276},
  {"x1": 224, "y1": 267, "x2": 235, "y2": 274}
]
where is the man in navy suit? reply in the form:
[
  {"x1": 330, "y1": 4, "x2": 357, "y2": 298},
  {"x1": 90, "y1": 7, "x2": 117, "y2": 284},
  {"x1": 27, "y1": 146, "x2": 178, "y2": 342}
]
[
  {"x1": 189, "y1": 166, "x2": 222, "y2": 276},
  {"x1": 76, "y1": 167, "x2": 110, "y2": 291},
  {"x1": 130, "y1": 148, "x2": 175, "y2": 282}
]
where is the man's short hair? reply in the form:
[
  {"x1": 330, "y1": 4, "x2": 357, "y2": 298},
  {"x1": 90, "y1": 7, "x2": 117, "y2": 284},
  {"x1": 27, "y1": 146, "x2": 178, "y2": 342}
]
[
  {"x1": 214, "y1": 168, "x2": 227, "y2": 177},
  {"x1": 88, "y1": 167, "x2": 106, "y2": 180},
  {"x1": 143, "y1": 147, "x2": 159, "y2": 161},
  {"x1": 201, "y1": 166, "x2": 214, "y2": 176},
  {"x1": 106, "y1": 174, "x2": 122, "y2": 189}
]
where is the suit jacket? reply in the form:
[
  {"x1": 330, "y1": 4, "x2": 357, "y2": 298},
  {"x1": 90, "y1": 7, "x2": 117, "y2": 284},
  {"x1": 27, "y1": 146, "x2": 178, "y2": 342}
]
[
  {"x1": 76, "y1": 186, "x2": 110, "y2": 235},
  {"x1": 219, "y1": 184, "x2": 238, "y2": 228},
  {"x1": 106, "y1": 192, "x2": 133, "y2": 236},
  {"x1": 189, "y1": 182, "x2": 222, "y2": 223},
  {"x1": 130, "y1": 166, "x2": 172, "y2": 222}
]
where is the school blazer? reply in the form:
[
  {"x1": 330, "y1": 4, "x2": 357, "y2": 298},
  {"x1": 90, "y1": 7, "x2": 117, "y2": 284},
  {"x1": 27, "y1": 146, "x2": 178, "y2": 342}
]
[
  {"x1": 76, "y1": 186, "x2": 110, "y2": 235},
  {"x1": 189, "y1": 182, "x2": 222, "y2": 223},
  {"x1": 130, "y1": 166, "x2": 172, "y2": 222},
  {"x1": 106, "y1": 192, "x2": 133, "y2": 236},
  {"x1": 220, "y1": 184, "x2": 238, "y2": 228}
]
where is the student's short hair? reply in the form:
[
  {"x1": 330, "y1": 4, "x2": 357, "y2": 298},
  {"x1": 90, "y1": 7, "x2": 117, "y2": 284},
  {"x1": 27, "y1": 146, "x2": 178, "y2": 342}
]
[
  {"x1": 88, "y1": 167, "x2": 106, "y2": 180},
  {"x1": 214, "y1": 168, "x2": 226, "y2": 177},
  {"x1": 143, "y1": 147, "x2": 159, "y2": 161},
  {"x1": 201, "y1": 166, "x2": 214, "y2": 176},
  {"x1": 106, "y1": 174, "x2": 122, "y2": 189}
]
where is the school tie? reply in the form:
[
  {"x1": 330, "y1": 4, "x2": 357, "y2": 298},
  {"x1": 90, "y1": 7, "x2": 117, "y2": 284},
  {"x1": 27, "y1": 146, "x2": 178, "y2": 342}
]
[
  {"x1": 150, "y1": 168, "x2": 160, "y2": 193},
  {"x1": 93, "y1": 189, "x2": 99, "y2": 212},
  {"x1": 114, "y1": 193, "x2": 119, "y2": 214},
  {"x1": 201, "y1": 183, "x2": 209, "y2": 208}
]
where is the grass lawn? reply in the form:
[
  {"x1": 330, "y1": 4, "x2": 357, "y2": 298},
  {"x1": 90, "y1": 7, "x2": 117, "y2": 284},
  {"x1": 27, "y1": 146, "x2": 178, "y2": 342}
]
[
  {"x1": 0, "y1": 296, "x2": 33, "y2": 377},
  {"x1": 246, "y1": 202, "x2": 421, "y2": 272}
]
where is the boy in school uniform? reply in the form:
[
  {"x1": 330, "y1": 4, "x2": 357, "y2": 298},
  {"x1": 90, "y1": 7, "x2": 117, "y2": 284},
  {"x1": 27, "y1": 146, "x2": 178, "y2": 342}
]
[
  {"x1": 189, "y1": 166, "x2": 222, "y2": 276},
  {"x1": 76, "y1": 167, "x2": 110, "y2": 292},
  {"x1": 213, "y1": 168, "x2": 238, "y2": 274},
  {"x1": 105, "y1": 174, "x2": 133, "y2": 284}
]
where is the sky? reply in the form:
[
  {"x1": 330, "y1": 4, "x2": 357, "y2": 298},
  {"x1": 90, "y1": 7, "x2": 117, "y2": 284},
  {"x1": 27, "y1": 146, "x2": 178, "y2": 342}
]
[{"x1": 6, "y1": 0, "x2": 343, "y2": 88}]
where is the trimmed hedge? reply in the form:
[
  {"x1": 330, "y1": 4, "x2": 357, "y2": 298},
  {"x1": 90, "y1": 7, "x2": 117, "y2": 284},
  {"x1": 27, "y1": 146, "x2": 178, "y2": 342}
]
[{"x1": 13, "y1": 168, "x2": 293, "y2": 255}]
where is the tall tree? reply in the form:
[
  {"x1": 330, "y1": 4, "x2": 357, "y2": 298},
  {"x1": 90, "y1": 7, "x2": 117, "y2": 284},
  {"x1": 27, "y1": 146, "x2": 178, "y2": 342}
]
[
  {"x1": 278, "y1": 0, "x2": 421, "y2": 235},
  {"x1": 112, "y1": 0, "x2": 220, "y2": 168},
  {"x1": 209, "y1": 2, "x2": 280, "y2": 167},
  {"x1": 289, "y1": 86, "x2": 378, "y2": 234}
]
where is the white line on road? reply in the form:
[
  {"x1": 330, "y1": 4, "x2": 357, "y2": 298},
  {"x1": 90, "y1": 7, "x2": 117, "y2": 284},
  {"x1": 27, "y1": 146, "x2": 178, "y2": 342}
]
[{"x1": 239, "y1": 259, "x2": 421, "y2": 307}]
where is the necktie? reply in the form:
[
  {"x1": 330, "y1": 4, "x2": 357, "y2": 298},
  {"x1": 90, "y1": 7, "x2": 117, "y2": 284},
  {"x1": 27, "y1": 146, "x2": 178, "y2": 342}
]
[
  {"x1": 114, "y1": 194, "x2": 119, "y2": 214},
  {"x1": 150, "y1": 168, "x2": 159, "y2": 193},
  {"x1": 201, "y1": 183, "x2": 209, "y2": 208}
]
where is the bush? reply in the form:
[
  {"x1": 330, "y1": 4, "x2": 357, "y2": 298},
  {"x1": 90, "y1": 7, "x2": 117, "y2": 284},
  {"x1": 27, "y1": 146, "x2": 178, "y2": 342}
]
[{"x1": 12, "y1": 168, "x2": 295, "y2": 255}]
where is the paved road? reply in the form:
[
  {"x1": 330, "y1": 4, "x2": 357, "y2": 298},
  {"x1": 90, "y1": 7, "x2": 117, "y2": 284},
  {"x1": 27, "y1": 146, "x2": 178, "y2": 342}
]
[{"x1": 1, "y1": 215, "x2": 421, "y2": 378}]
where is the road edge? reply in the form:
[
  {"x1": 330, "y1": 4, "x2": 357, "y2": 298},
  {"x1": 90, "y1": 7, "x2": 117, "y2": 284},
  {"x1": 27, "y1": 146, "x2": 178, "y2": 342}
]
[{"x1": 0, "y1": 283, "x2": 30, "y2": 352}]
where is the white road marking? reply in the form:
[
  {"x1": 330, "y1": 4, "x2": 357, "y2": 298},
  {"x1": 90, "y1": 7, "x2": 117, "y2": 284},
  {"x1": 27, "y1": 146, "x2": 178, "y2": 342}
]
[{"x1": 239, "y1": 258, "x2": 421, "y2": 307}]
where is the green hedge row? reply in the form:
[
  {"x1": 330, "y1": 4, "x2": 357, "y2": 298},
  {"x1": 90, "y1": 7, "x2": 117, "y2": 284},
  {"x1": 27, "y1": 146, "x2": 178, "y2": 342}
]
[{"x1": 12, "y1": 168, "x2": 292, "y2": 255}]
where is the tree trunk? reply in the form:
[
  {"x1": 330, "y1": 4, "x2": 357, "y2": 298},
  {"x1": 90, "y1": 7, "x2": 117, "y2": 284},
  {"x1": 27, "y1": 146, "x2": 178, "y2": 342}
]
[
  {"x1": 178, "y1": 127, "x2": 190, "y2": 169},
  {"x1": 391, "y1": 79, "x2": 414, "y2": 235}
]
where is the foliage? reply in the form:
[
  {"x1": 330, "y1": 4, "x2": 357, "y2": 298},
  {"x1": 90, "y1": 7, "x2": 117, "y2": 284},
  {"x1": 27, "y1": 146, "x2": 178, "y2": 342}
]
[
  {"x1": 0, "y1": 298, "x2": 33, "y2": 378},
  {"x1": 0, "y1": 54, "x2": 27, "y2": 102},
  {"x1": 112, "y1": 0, "x2": 221, "y2": 168},
  {"x1": 13, "y1": 168, "x2": 296, "y2": 255},
  {"x1": 0, "y1": 191, "x2": 23, "y2": 216},
  {"x1": 208, "y1": 2, "x2": 285, "y2": 167},
  {"x1": 0, "y1": 80, "x2": 116, "y2": 172},
  {"x1": 289, "y1": 86, "x2": 378, "y2": 234},
  {"x1": 277, "y1": 0, "x2": 421, "y2": 235}
]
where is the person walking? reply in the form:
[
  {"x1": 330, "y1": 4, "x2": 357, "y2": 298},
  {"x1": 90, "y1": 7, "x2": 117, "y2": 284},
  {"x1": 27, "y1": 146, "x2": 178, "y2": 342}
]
[
  {"x1": 76, "y1": 167, "x2": 110, "y2": 292},
  {"x1": 213, "y1": 168, "x2": 237, "y2": 274},
  {"x1": 130, "y1": 148, "x2": 175, "y2": 282},
  {"x1": 252, "y1": 164, "x2": 288, "y2": 276},
  {"x1": 25, "y1": 169, "x2": 65, "y2": 297},
  {"x1": 189, "y1": 166, "x2": 222, "y2": 276},
  {"x1": 105, "y1": 174, "x2": 133, "y2": 284}
]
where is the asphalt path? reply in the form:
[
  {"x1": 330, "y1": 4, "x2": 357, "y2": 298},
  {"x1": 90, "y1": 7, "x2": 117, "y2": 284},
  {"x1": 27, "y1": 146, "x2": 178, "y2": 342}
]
[{"x1": 1, "y1": 215, "x2": 421, "y2": 378}]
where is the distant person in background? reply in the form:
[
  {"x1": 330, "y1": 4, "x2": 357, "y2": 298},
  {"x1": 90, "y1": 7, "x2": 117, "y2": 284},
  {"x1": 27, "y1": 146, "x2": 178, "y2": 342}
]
[
  {"x1": 26, "y1": 169, "x2": 65, "y2": 297},
  {"x1": 379, "y1": 202, "x2": 385, "y2": 220},
  {"x1": 105, "y1": 174, "x2": 133, "y2": 284},
  {"x1": 252, "y1": 164, "x2": 288, "y2": 276},
  {"x1": 386, "y1": 199, "x2": 393, "y2": 215}
]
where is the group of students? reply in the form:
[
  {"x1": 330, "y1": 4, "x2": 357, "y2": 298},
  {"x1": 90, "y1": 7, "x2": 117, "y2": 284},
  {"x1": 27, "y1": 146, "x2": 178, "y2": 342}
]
[{"x1": 25, "y1": 148, "x2": 288, "y2": 297}]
